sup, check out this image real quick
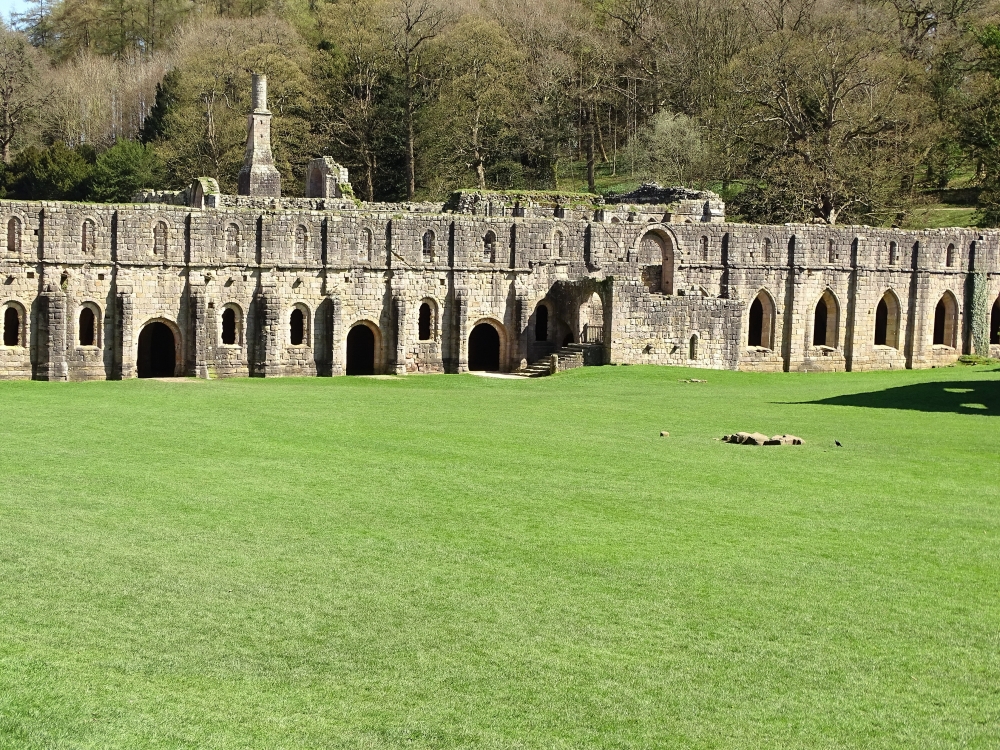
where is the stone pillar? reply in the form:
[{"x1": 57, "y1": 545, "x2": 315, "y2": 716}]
[
  {"x1": 261, "y1": 282, "x2": 282, "y2": 377},
  {"x1": 394, "y1": 296, "x2": 407, "y2": 375},
  {"x1": 40, "y1": 283, "x2": 67, "y2": 381},
  {"x1": 117, "y1": 286, "x2": 135, "y2": 379},
  {"x1": 329, "y1": 296, "x2": 343, "y2": 376},
  {"x1": 456, "y1": 290, "x2": 469, "y2": 373},
  {"x1": 189, "y1": 281, "x2": 211, "y2": 379},
  {"x1": 515, "y1": 293, "x2": 528, "y2": 368},
  {"x1": 237, "y1": 73, "x2": 281, "y2": 197}
]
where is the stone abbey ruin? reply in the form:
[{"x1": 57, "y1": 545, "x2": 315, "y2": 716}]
[{"x1": 1, "y1": 75, "x2": 998, "y2": 380}]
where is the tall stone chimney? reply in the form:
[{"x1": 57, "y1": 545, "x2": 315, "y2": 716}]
[{"x1": 238, "y1": 73, "x2": 281, "y2": 197}]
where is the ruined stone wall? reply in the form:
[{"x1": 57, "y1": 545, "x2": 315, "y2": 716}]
[{"x1": 0, "y1": 196, "x2": 997, "y2": 380}]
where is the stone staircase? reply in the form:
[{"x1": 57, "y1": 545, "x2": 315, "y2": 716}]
[{"x1": 520, "y1": 343, "x2": 602, "y2": 377}]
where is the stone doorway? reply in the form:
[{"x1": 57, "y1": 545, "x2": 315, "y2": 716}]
[
  {"x1": 346, "y1": 324, "x2": 375, "y2": 375},
  {"x1": 137, "y1": 322, "x2": 177, "y2": 377},
  {"x1": 468, "y1": 323, "x2": 500, "y2": 371}
]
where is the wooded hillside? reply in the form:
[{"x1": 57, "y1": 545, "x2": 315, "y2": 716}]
[{"x1": 3, "y1": 0, "x2": 1000, "y2": 226}]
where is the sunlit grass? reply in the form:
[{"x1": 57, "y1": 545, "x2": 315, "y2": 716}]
[{"x1": 1, "y1": 365, "x2": 998, "y2": 749}]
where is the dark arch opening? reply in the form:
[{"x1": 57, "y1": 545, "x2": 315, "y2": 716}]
[
  {"x1": 290, "y1": 308, "x2": 304, "y2": 346},
  {"x1": 346, "y1": 325, "x2": 375, "y2": 375},
  {"x1": 79, "y1": 307, "x2": 95, "y2": 346},
  {"x1": 933, "y1": 299, "x2": 946, "y2": 345},
  {"x1": 813, "y1": 299, "x2": 828, "y2": 346},
  {"x1": 991, "y1": 298, "x2": 1000, "y2": 345},
  {"x1": 468, "y1": 323, "x2": 500, "y2": 371},
  {"x1": 3, "y1": 306, "x2": 19, "y2": 346},
  {"x1": 535, "y1": 304, "x2": 548, "y2": 341},
  {"x1": 874, "y1": 299, "x2": 888, "y2": 346},
  {"x1": 748, "y1": 298, "x2": 763, "y2": 347},
  {"x1": 222, "y1": 307, "x2": 237, "y2": 345},
  {"x1": 137, "y1": 322, "x2": 176, "y2": 377},
  {"x1": 418, "y1": 303, "x2": 432, "y2": 341}
]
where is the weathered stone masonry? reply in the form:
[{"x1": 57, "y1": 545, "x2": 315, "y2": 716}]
[{"x1": 0, "y1": 78, "x2": 997, "y2": 380}]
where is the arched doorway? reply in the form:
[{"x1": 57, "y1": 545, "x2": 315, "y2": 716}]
[
  {"x1": 468, "y1": 323, "x2": 500, "y2": 371},
  {"x1": 346, "y1": 324, "x2": 376, "y2": 375},
  {"x1": 137, "y1": 321, "x2": 177, "y2": 377},
  {"x1": 579, "y1": 292, "x2": 603, "y2": 343}
]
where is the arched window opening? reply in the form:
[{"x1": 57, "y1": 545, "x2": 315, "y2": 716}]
[
  {"x1": 418, "y1": 302, "x2": 432, "y2": 341},
  {"x1": 153, "y1": 221, "x2": 168, "y2": 256},
  {"x1": 222, "y1": 307, "x2": 237, "y2": 345},
  {"x1": 689, "y1": 335, "x2": 698, "y2": 360},
  {"x1": 874, "y1": 291, "x2": 900, "y2": 349},
  {"x1": 699, "y1": 236, "x2": 709, "y2": 261},
  {"x1": 82, "y1": 219, "x2": 95, "y2": 255},
  {"x1": 888, "y1": 241, "x2": 898, "y2": 265},
  {"x1": 763, "y1": 237, "x2": 772, "y2": 262},
  {"x1": 747, "y1": 291, "x2": 775, "y2": 349},
  {"x1": 7, "y1": 217, "x2": 21, "y2": 254},
  {"x1": 535, "y1": 304, "x2": 549, "y2": 341},
  {"x1": 290, "y1": 308, "x2": 305, "y2": 346},
  {"x1": 295, "y1": 225, "x2": 308, "y2": 260},
  {"x1": 946, "y1": 243, "x2": 956, "y2": 267},
  {"x1": 813, "y1": 291, "x2": 838, "y2": 347},
  {"x1": 933, "y1": 293, "x2": 957, "y2": 347},
  {"x1": 361, "y1": 228, "x2": 374, "y2": 261},
  {"x1": 874, "y1": 299, "x2": 888, "y2": 346},
  {"x1": 827, "y1": 239, "x2": 836, "y2": 264},
  {"x1": 555, "y1": 231, "x2": 565, "y2": 258},
  {"x1": 814, "y1": 300, "x2": 828, "y2": 345},
  {"x1": 225, "y1": 224, "x2": 240, "y2": 258},
  {"x1": 991, "y1": 297, "x2": 1000, "y2": 345},
  {"x1": 3, "y1": 306, "x2": 20, "y2": 346},
  {"x1": 78, "y1": 307, "x2": 96, "y2": 346},
  {"x1": 639, "y1": 231, "x2": 674, "y2": 294},
  {"x1": 422, "y1": 230, "x2": 435, "y2": 262},
  {"x1": 483, "y1": 231, "x2": 496, "y2": 263}
]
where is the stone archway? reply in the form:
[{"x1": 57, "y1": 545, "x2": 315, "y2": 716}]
[
  {"x1": 346, "y1": 324, "x2": 376, "y2": 375},
  {"x1": 137, "y1": 321, "x2": 178, "y2": 377},
  {"x1": 468, "y1": 323, "x2": 501, "y2": 371}
]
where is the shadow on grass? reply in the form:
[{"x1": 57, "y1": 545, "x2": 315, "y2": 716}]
[{"x1": 800, "y1": 380, "x2": 1000, "y2": 415}]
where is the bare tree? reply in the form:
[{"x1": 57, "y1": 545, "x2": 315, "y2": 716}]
[{"x1": 0, "y1": 28, "x2": 45, "y2": 163}]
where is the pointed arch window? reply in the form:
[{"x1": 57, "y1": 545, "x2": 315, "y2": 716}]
[
  {"x1": 483, "y1": 231, "x2": 497, "y2": 263},
  {"x1": 153, "y1": 221, "x2": 168, "y2": 256},
  {"x1": 6, "y1": 217, "x2": 21, "y2": 255},
  {"x1": 699, "y1": 236, "x2": 709, "y2": 261},
  {"x1": 225, "y1": 224, "x2": 240, "y2": 258},
  {"x1": 295, "y1": 225, "x2": 308, "y2": 261},
  {"x1": 422, "y1": 230, "x2": 435, "y2": 262},
  {"x1": 82, "y1": 219, "x2": 96, "y2": 255},
  {"x1": 946, "y1": 243, "x2": 956, "y2": 267}
]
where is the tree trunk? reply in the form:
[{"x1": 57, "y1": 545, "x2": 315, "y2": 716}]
[{"x1": 586, "y1": 110, "x2": 596, "y2": 194}]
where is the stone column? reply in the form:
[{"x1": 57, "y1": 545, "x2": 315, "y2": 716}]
[
  {"x1": 262, "y1": 282, "x2": 282, "y2": 377},
  {"x1": 329, "y1": 296, "x2": 343, "y2": 376},
  {"x1": 456, "y1": 290, "x2": 469, "y2": 373},
  {"x1": 117, "y1": 285, "x2": 135, "y2": 379},
  {"x1": 40, "y1": 283, "x2": 67, "y2": 381},
  {"x1": 189, "y1": 281, "x2": 211, "y2": 378},
  {"x1": 237, "y1": 74, "x2": 281, "y2": 198},
  {"x1": 394, "y1": 296, "x2": 407, "y2": 375}
]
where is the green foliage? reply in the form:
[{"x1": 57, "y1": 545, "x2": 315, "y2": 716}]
[
  {"x1": 2, "y1": 142, "x2": 94, "y2": 200},
  {"x1": 630, "y1": 111, "x2": 710, "y2": 188},
  {"x1": 0, "y1": 367, "x2": 998, "y2": 746},
  {"x1": 969, "y1": 272, "x2": 991, "y2": 356},
  {"x1": 89, "y1": 140, "x2": 165, "y2": 202}
]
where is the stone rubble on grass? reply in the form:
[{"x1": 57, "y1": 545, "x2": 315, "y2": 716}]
[{"x1": 722, "y1": 432, "x2": 804, "y2": 445}]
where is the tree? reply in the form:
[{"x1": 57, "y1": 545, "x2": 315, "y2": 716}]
[
  {"x1": 419, "y1": 16, "x2": 526, "y2": 191},
  {"x1": 630, "y1": 110, "x2": 711, "y2": 187},
  {"x1": 384, "y1": 0, "x2": 450, "y2": 199},
  {"x1": 89, "y1": 139, "x2": 165, "y2": 201},
  {"x1": 151, "y1": 16, "x2": 317, "y2": 193},
  {"x1": 0, "y1": 28, "x2": 45, "y2": 163},
  {"x1": 2, "y1": 142, "x2": 94, "y2": 200},
  {"x1": 724, "y1": 13, "x2": 932, "y2": 224}
]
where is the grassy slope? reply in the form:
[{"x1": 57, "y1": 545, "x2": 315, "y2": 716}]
[{"x1": 1, "y1": 366, "x2": 998, "y2": 749}]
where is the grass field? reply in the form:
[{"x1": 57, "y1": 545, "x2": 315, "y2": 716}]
[{"x1": 1, "y1": 365, "x2": 998, "y2": 749}]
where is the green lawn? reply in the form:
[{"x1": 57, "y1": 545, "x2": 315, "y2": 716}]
[{"x1": 1, "y1": 366, "x2": 998, "y2": 749}]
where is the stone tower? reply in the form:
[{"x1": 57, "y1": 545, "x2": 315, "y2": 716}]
[{"x1": 237, "y1": 73, "x2": 281, "y2": 197}]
